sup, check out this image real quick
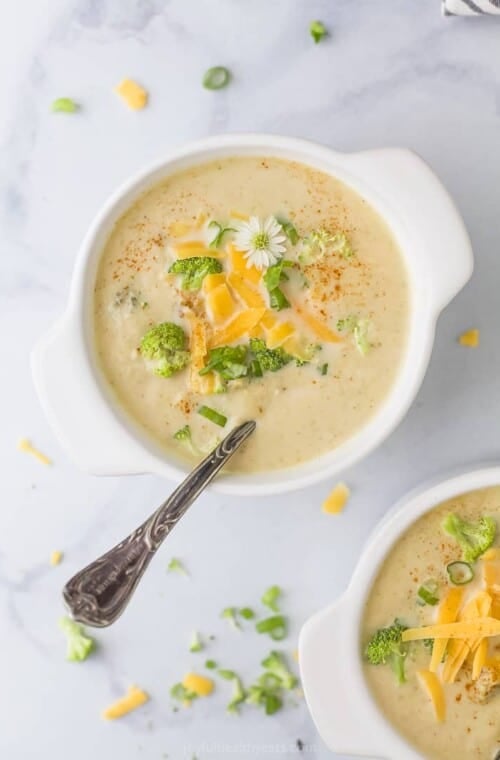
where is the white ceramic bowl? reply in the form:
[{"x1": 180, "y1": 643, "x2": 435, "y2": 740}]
[
  {"x1": 299, "y1": 465, "x2": 500, "y2": 759},
  {"x1": 31, "y1": 134, "x2": 473, "y2": 495}
]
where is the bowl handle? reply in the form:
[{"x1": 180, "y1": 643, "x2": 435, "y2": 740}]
[
  {"x1": 31, "y1": 315, "x2": 162, "y2": 476},
  {"x1": 346, "y1": 148, "x2": 474, "y2": 313},
  {"x1": 299, "y1": 596, "x2": 390, "y2": 758}
]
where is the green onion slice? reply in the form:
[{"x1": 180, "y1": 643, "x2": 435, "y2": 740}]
[
  {"x1": 417, "y1": 581, "x2": 439, "y2": 606},
  {"x1": 276, "y1": 217, "x2": 299, "y2": 245},
  {"x1": 310, "y1": 20, "x2": 328, "y2": 44},
  {"x1": 203, "y1": 66, "x2": 231, "y2": 90},
  {"x1": 255, "y1": 615, "x2": 287, "y2": 641},
  {"x1": 239, "y1": 607, "x2": 255, "y2": 620},
  {"x1": 261, "y1": 585, "x2": 281, "y2": 612},
  {"x1": 198, "y1": 405, "x2": 227, "y2": 427},
  {"x1": 446, "y1": 561, "x2": 474, "y2": 586}
]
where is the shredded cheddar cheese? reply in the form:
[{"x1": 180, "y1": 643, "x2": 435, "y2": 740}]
[
  {"x1": 102, "y1": 685, "x2": 149, "y2": 719},
  {"x1": 458, "y1": 328, "x2": 479, "y2": 348},
  {"x1": 182, "y1": 673, "x2": 214, "y2": 697},
  {"x1": 18, "y1": 438, "x2": 52, "y2": 465},
  {"x1": 417, "y1": 670, "x2": 446, "y2": 722},
  {"x1": 115, "y1": 79, "x2": 148, "y2": 110},
  {"x1": 322, "y1": 482, "x2": 350, "y2": 515},
  {"x1": 403, "y1": 617, "x2": 500, "y2": 642}
]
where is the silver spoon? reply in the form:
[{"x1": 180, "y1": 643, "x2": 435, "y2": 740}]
[{"x1": 63, "y1": 420, "x2": 256, "y2": 627}]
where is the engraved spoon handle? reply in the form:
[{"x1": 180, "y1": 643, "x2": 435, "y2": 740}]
[{"x1": 63, "y1": 421, "x2": 255, "y2": 627}]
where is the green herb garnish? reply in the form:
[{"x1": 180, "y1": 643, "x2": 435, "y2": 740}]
[
  {"x1": 208, "y1": 221, "x2": 236, "y2": 248},
  {"x1": 336, "y1": 315, "x2": 372, "y2": 355},
  {"x1": 200, "y1": 345, "x2": 249, "y2": 381},
  {"x1": 310, "y1": 20, "x2": 328, "y2": 44},
  {"x1": 52, "y1": 97, "x2": 79, "y2": 113},
  {"x1": 198, "y1": 405, "x2": 227, "y2": 427},
  {"x1": 264, "y1": 260, "x2": 294, "y2": 311},
  {"x1": 256, "y1": 615, "x2": 287, "y2": 641},
  {"x1": 203, "y1": 66, "x2": 231, "y2": 90},
  {"x1": 261, "y1": 585, "x2": 281, "y2": 612},
  {"x1": 189, "y1": 631, "x2": 203, "y2": 652}
]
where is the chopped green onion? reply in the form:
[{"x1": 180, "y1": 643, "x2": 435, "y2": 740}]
[
  {"x1": 173, "y1": 425, "x2": 191, "y2": 441},
  {"x1": 320, "y1": 363, "x2": 328, "y2": 376},
  {"x1": 205, "y1": 659, "x2": 217, "y2": 669},
  {"x1": 218, "y1": 669, "x2": 246, "y2": 713},
  {"x1": 51, "y1": 97, "x2": 79, "y2": 113},
  {"x1": 198, "y1": 405, "x2": 227, "y2": 427},
  {"x1": 417, "y1": 581, "x2": 439, "y2": 606},
  {"x1": 446, "y1": 561, "x2": 474, "y2": 585},
  {"x1": 239, "y1": 607, "x2": 255, "y2": 620},
  {"x1": 310, "y1": 20, "x2": 328, "y2": 44},
  {"x1": 189, "y1": 631, "x2": 203, "y2": 652},
  {"x1": 203, "y1": 66, "x2": 231, "y2": 90},
  {"x1": 167, "y1": 557, "x2": 188, "y2": 575},
  {"x1": 221, "y1": 607, "x2": 241, "y2": 629},
  {"x1": 208, "y1": 220, "x2": 236, "y2": 248},
  {"x1": 262, "y1": 585, "x2": 281, "y2": 612},
  {"x1": 256, "y1": 615, "x2": 287, "y2": 641},
  {"x1": 275, "y1": 217, "x2": 299, "y2": 245},
  {"x1": 218, "y1": 669, "x2": 237, "y2": 680}
]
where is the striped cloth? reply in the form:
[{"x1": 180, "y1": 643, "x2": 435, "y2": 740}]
[{"x1": 444, "y1": 0, "x2": 500, "y2": 13}]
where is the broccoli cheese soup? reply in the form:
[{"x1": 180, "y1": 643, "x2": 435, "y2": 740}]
[
  {"x1": 363, "y1": 487, "x2": 500, "y2": 760},
  {"x1": 93, "y1": 156, "x2": 409, "y2": 472}
]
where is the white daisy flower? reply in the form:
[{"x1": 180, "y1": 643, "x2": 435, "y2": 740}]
[{"x1": 233, "y1": 216, "x2": 287, "y2": 269}]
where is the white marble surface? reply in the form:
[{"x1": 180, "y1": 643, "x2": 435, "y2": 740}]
[{"x1": 2, "y1": 2, "x2": 500, "y2": 759}]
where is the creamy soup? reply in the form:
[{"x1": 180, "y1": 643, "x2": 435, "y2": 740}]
[
  {"x1": 363, "y1": 487, "x2": 500, "y2": 760},
  {"x1": 93, "y1": 156, "x2": 408, "y2": 472}
]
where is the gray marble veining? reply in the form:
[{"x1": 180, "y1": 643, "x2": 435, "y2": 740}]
[{"x1": 1, "y1": 2, "x2": 500, "y2": 759}]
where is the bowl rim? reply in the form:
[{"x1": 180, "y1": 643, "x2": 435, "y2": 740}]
[
  {"x1": 299, "y1": 463, "x2": 500, "y2": 758},
  {"x1": 32, "y1": 133, "x2": 473, "y2": 494}
]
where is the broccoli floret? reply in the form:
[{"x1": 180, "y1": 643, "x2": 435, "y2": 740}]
[
  {"x1": 261, "y1": 651, "x2": 297, "y2": 690},
  {"x1": 249, "y1": 338, "x2": 293, "y2": 373},
  {"x1": 299, "y1": 229, "x2": 353, "y2": 264},
  {"x1": 140, "y1": 322, "x2": 190, "y2": 378},
  {"x1": 365, "y1": 620, "x2": 409, "y2": 684},
  {"x1": 59, "y1": 616, "x2": 95, "y2": 662},
  {"x1": 200, "y1": 345, "x2": 249, "y2": 381},
  {"x1": 169, "y1": 256, "x2": 222, "y2": 290},
  {"x1": 336, "y1": 314, "x2": 372, "y2": 355},
  {"x1": 442, "y1": 514, "x2": 497, "y2": 563}
]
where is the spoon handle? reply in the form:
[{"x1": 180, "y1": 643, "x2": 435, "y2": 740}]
[{"x1": 63, "y1": 421, "x2": 255, "y2": 627}]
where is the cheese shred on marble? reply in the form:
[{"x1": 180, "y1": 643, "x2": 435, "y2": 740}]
[
  {"x1": 115, "y1": 79, "x2": 148, "y2": 110},
  {"x1": 17, "y1": 438, "x2": 52, "y2": 465},
  {"x1": 101, "y1": 685, "x2": 149, "y2": 720}
]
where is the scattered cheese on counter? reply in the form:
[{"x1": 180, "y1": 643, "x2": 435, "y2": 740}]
[
  {"x1": 50, "y1": 550, "x2": 63, "y2": 566},
  {"x1": 322, "y1": 482, "x2": 350, "y2": 515},
  {"x1": 182, "y1": 672, "x2": 214, "y2": 697},
  {"x1": 115, "y1": 79, "x2": 148, "y2": 110},
  {"x1": 458, "y1": 328, "x2": 479, "y2": 347},
  {"x1": 18, "y1": 438, "x2": 52, "y2": 465},
  {"x1": 102, "y1": 685, "x2": 149, "y2": 720}
]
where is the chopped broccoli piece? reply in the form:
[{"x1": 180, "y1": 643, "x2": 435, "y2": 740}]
[
  {"x1": 336, "y1": 315, "x2": 372, "y2": 355},
  {"x1": 310, "y1": 20, "x2": 328, "y2": 44},
  {"x1": 167, "y1": 557, "x2": 188, "y2": 575},
  {"x1": 261, "y1": 585, "x2": 281, "y2": 612},
  {"x1": 299, "y1": 229, "x2": 353, "y2": 264},
  {"x1": 189, "y1": 631, "x2": 203, "y2": 652},
  {"x1": 249, "y1": 338, "x2": 293, "y2": 373},
  {"x1": 365, "y1": 620, "x2": 409, "y2": 684},
  {"x1": 217, "y1": 669, "x2": 246, "y2": 713},
  {"x1": 169, "y1": 256, "x2": 222, "y2": 290},
  {"x1": 239, "y1": 607, "x2": 255, "y2": 620},
  {"x1": 221, "y1": 607, "x2": 241, "y2": 630},
  {"x1": 112, "y1": 285, "x2": 147, "y2": 312},
  {"x1": 205, "y1": 659, "x2": 217, "y2": 670},
  {"x1": 246, "y1": 651, "x2": 297, "y2": 715},
  {"x1": 140, "y1": 322, "x2": 190, "y2": 377},
  {"x1": 170, "y1": 682, "x2": 198, "y2": 704},
  {"x1": 200, "y1": 345, "x2": 249, "y2": 381},
  {"x1": 442, "y1": 514, "x2": 497, "y2": 563},
  {"x1": 52, "y1": 97, "x2": 79, "y2": 113},
  {"x1": 59, "y1": 616, "x2": 95, "y2": 662}
]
